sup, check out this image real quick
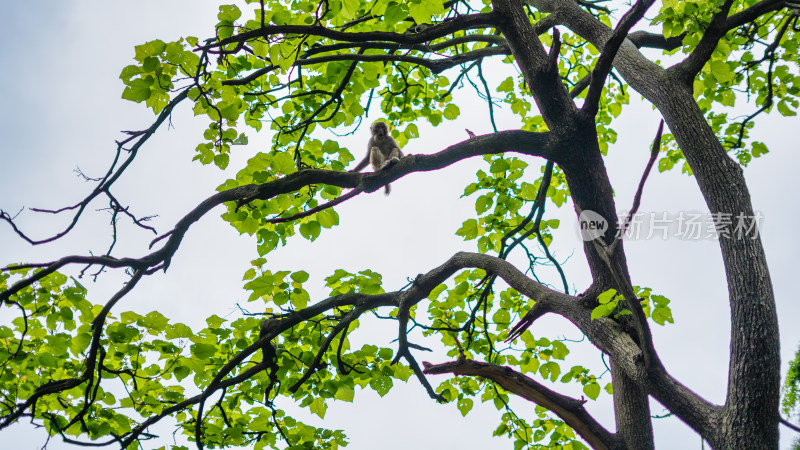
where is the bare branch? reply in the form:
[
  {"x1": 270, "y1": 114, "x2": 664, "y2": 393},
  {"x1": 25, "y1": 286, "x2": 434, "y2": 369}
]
[
  {"x1": 611, "y1": 119, "x2": 664, "y2": 252},
  {"x1": 0, "y1": 89, "x2": 190, "y2": 246},
  {"x1": 781, "y1": 417, "x2": 800, "y2": 433}
]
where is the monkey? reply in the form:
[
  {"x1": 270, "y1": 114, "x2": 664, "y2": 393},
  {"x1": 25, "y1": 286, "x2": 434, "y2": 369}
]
[{"x1": 350, "y1": 121, "x2": 404, "y2": 195}]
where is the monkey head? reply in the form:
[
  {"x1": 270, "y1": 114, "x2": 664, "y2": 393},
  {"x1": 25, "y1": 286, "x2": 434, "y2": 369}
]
[{"x1": 370, "y1": 121, "x2": 390, "y2": 141}]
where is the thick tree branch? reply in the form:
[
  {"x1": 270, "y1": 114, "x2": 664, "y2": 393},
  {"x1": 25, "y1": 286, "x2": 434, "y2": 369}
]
[
  {"x1": 294, "y1": 45, "x2": 511, "y2": 74},
  {"x1": 725, "y1": 0, "x2": 789, "y2": 30},
  {"x1": 670, "y1": 0, "x2": 790, "y2": 83},
  {"x1": 111, "y1": 250, "x2": 579, "y2": 444},
  {"x1": 424, "y1": 359, "x2": 621, "y2": 450},
  {"x1": 546, "y1": 0, "x2": 779, "y2": 444},
  {"x1": 582, "y1": 0, "x2": 654, "y2": 117},
  {"x1": 492, "y1": 0, "x2": 578, "y2": 127},
  {"x1": 301, "y1": 34, "x2": 507, "y2": 58},
  {"x1": 201, "y1": 13, "x2": 500, "y2": 50},
  {"x1": 2, "y1": 129, "x2": 557, "y2": 304},
  {"x1": 627, "y1": 30, "x2": 685, "y2": 50},
  {"x1": 670, "y1": 0, "x2": 735, "y2": 83}
]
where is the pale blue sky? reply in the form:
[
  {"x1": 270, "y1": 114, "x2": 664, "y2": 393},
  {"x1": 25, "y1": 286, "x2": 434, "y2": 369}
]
[{"x1": 1, "y1": 2, "x2": 798, "y2": 449}]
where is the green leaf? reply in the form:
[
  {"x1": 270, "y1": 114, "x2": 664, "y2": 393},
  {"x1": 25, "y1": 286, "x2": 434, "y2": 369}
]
[
  {"x1": 457, "y1": 397, "x2": 474, "y2": 416},
  {"x1": 174, "y1": 365, "x2": 191, "y2": 381},
  {"x1": 752, "y1": 141, "x2": 769, "y2": 157},
  {"x1": 218, "y1": 4, "x2": 242, "y2": 22},
  {"x1": 489, "y1": 159, "x2": 510, "y2": 174},
  {"x1": 299, "y1": 221, "x2": 321, "y2": 241},
  {"x1": 551, "y1": 341, "x2": 569, "y2": 360},
  {"x1": 777, "y1": 99, "x2": 797, "y2": 116},
  {"x1": 597, "y1": 289, "x2": 617, "y2": 304},
  {"x1": 191, "y1": 343, "x2": 217, "y2": 360},
  {"x1": 119, "y1": 65, "x2": 141, "y2": 81},
  {"x1": 317, "y1": 209, "x2": 339, "y2": 228},
  {"x1": 309, "y1": 397, "x2": 328, "y2": 418},
  {"x1": 142, "y1": 311, "x2": 169, "y2": 331},
  {"x1": 583, "y1": 382, "x2": 601, "y2": 400},
  {"x1": 591, "y1": 302, "x2": 617, "y2": 320},
  {"x1": 340, "y1": 0, "x2": 360, "y2": 20},
  {"x1": 521, "y1": 358, "x2": 540, "y2": 374},
  {"x1": 404, "y1": 123, "x2": 419, "y2": 139},
  {"x1": 121, "y1": 79, "x2": 152, "y2": 102},
  {"x1": 290, "y1": 271, "x2": 309, "y2": 283},
  {"x1": 428, "y1": 284, "x2": 447, "y2": 300},
  {"x1": 476, "y1": 195, "x2": 493, "y2": 214},
  {"x1": 408, "y1": 2, "x2": 434, "y2": 24},
  {"x1": 497, "y1": 77, "x2": 514, "y2": 92},
  {"x1": 334, "y1": 385, "x2": 355, "y2": 402},
  {"x1": 492, "y1": 309, "x2": 510, "y2": 326},
  {"x1": 443, "y1": 104, "x2": 460, "y2": 120},
  {"x1": 384, "y1": 2, "x2": 408, "y2": 24},
  {"x1": 369, "y1": 376, "x2": 393, "y2": 397},
  {"x1": 456, "y1": 219, "x2": 480, "y2": 240},
  {"x1": 709, "y1": 60, "x2": 734, "y2": 83},
  {"x1": 70, "y1": 332, "x2": 92, "y2": 355}
]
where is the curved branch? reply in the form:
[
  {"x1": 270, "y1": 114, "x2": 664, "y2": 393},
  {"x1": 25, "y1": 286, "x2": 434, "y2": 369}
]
[
  {"x1": 725, "y1": 0, "x2": 789, "y2": 30},
  {"x1": 201, "y1": 13, "x2": 500, "y2": 50},
  {"x1": 670, "y1": 0, "x2": 735, "y2": 83},
  {"x1": 267, "y1": 188, "x2": 363, "y2": 224},
  {"x1": 0, "y1": 270, "x2": 143, "y2": 430},
  {"x1": 301, "y1": 34, "x2": 507, "y2": 58},
  {"x1": 295, "y1": 45, "x2": 511, "y2": 74},
  {"x1": 288, "y1": 307, "x2": 364, "y2": 392},
  {"x1": 2, "y1": 128, "x2": 557, "y2": 304},
  {"x1": 0, "y1": 89, "x2": 190, "y2": 245},
  {"x1": 782, "y1": 416, "x2": 800, "y2": 433},
  {"x1": 671, "y1": 0, "x2": 790, "y2": 82},
  {"x1": 424, "y1": 359, "x2": 621, "y2": 450},
  {"x1": 453, "y1": 252, "x2": 720, "y2": 437}
]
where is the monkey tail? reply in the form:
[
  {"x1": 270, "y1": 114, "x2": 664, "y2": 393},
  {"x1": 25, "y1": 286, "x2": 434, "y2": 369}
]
[{"x1": 384, "y1": 184, "x2": 391, "y2": 195}]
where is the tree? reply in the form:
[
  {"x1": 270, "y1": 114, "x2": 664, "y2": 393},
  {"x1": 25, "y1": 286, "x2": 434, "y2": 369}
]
[{"x1": 1, "y1": 0, "x2": 798, "y2": 448}]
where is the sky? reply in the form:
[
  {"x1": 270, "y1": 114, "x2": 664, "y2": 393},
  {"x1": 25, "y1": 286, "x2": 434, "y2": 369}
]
[{"x1": 1, "y1": 1, "x2": 798, "y2": 449}]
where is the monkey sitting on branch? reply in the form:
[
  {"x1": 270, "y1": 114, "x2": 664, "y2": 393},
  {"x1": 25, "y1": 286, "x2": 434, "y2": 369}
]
[{"x1": 350, "y1": 121, "x2": 404, "y2": 195}]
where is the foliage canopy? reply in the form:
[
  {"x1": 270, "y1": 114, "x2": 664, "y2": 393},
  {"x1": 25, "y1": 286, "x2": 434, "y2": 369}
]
[{"x1": 1, "y1": 0, "x2": 799, "y2": 449}]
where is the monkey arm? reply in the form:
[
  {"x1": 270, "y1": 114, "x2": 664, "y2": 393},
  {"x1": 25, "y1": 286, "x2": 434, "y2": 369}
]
[{"x1": 349, "y1": 152, "x2": 371, "y2": 172}]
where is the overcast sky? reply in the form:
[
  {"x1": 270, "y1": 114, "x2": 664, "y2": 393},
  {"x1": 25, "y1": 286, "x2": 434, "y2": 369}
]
[{"x1": 1, "y1": 1, "x2": 798, "y2": 449}]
